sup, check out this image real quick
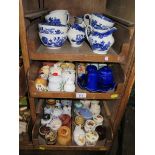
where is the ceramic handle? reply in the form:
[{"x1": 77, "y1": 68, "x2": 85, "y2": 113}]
[
  {"x1": 84, "y1": 14, "x2": 91, "y2": 26},
  {"x1": 67, "y1": 13, "x2": 70, "y2": 24},
  {"x1": 85, "y1": 25, "x2": 92, "y2": 41}
]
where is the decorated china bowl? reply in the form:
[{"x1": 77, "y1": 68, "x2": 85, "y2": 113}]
[
  {"x1": 84, "y1": 13, "x2": 114, "y2": 28},
  {"x1": 39, "y1": 32, "x2": 67, "y2": 49},
  {"x1": 68, "y1": 23, "x2": 85, "y2": 47},
  {"x1": 85, "y1": 131, "x2": 99, "y2": 146},
  {"x1": 45, "y1": 10, "x2": 69, "y2": 26},
  {"x1": 84, "y1": 120, "x2": 96, "y2": 132},
  {"x1": 38, "y1": 23, "x2": 68, "y2": 34}
]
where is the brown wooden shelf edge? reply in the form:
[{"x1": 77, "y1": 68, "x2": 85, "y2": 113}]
[{"x1": 29, "y1": 80, "x2": 124, "y2": 99}]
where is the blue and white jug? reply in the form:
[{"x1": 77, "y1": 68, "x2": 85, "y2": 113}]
[
  {"x1": 68, "y1": 23, "x2": 85, "y2": 47},
  {"x1": 85, "y1": 26, "x2": 117, "y2": 54}
]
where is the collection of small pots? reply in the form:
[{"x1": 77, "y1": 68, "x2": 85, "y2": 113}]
[
  {"x1": 38, "y1": 99, "x2": 107, "y2": 146},
  {"x1": 35, "y1": 62, "x2": 76, "y2": 92},
  {"x1": 39, "y1": 99, "x2": 72, "y2": 145}
]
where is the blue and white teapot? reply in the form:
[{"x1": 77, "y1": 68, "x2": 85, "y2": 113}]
[{"x1": 85, "y1": 26, "x2": 117, "y2": 54}]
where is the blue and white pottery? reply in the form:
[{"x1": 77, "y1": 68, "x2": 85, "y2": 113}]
[
  {"x1": 74, "y1": 16, "x2": 86, "y2": 28},
  {"x1": 67, "y1": 23, "x2": 85, "y2": 47},
  {"x1": 39, "y1": 32, "x2": 67, "y2": 49},
  {"x1": 84, "y1": 13, "x2": 114, "y2": 28},
  {"x1": 45, "y1": 10, "x2": 69, "y2": 26},
  {"x1": 38, "y1": 23, "x2": 68, "y2": 34},
  {"x1": 85, "y1": 26, "x2": 117, "y2": 54}
]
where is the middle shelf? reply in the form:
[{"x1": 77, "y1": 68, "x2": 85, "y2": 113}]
[{"x1": 28, "y1": 61, "x2": 125, "y2": 99}]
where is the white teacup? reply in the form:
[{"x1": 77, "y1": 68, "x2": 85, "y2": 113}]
[
  {"x1": 84, "y1": 13, "x2": 114, "y2": 28},
  {"x1": 45, "y1": 10, "x2": 69, "y2": 26}
]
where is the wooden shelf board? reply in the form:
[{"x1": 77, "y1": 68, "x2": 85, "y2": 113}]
[
  {"x1": 29, "y1": 81, "x2": 121, "y2": 99},
  {"x1": 30, "y1": 42, "x2": 122, "y2": 63}
]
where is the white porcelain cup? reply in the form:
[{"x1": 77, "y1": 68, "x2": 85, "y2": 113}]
[
  {"x1": 45, "y1": 10, "x2": 69, "y2": 25},
  {"x1": 84, "y1": 13, "x2": 114, "y2": 28}
]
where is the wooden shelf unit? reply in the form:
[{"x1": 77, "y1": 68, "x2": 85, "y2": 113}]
[{"x1": 19, "y1": 0, "x2": 135, "y2": 151}]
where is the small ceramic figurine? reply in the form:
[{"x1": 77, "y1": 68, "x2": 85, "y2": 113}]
[
  {"x1": 64, "y1": 80, "x2": 75, "y2": 92},
  {"x1": 49, "y1": 64, "x2": 62, "y2": 76},
  {"x1": 39, "y1": 65, "x2": 50, "y2": 79},
  {"x1": 73, "y1": 125, "x2": 86, "y2": 146},
  {"x1": 61, "y1": 69, "x2": 75, "y2": 83},
  {"x1": 35, "y1": 77, "x2": 48, "y2": 91},
  {"x1": 60, "y1": 62, "x2": 75, "y2": 70},
  {"x1": 85, "y1": 131, "x2": 99, "y2": 146}
]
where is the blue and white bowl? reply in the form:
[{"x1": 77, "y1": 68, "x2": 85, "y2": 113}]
[
  {"x1": 84, "y1": 13, "x2": 114, "y2": 28},
  {"x1": 39, "y1": 32, "x2": 67, "y2": 49},
  {"x1": 67, "y1": 23, "x2": 85, "y2": 47},
  {"x1": 38, "y1": 23, "x2": 68, "y2": 34}
]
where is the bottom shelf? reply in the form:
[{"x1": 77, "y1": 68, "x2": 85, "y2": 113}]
[{"x1": 32, "y1": 101, "x2": 113, "y2": 151}]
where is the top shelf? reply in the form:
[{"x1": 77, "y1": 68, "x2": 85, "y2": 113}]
[{"x1": 30, "y1": 41, "x2": 124, "y2": 63}]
